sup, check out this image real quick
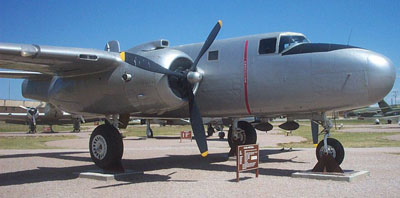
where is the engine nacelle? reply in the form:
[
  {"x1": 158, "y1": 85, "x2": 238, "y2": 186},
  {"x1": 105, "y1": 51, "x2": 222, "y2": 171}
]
[
  {"x1": 22, "y1": 79, "x2": 51, "y2": 102},
  {"x1": 124, "y1": 47, "x2": 195, "y2": 115}
]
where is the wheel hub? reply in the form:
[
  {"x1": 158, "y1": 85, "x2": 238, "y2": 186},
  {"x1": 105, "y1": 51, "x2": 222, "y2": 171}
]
[
  {"x1": 92, "y1": 135, "x2": 107, "y2": 160},
  {"x1": 232, "y1": 131, "x2": 246, "y2": 144},
  {"x1": 319, "y1": 145, "x2": 336, "y2": 158}
]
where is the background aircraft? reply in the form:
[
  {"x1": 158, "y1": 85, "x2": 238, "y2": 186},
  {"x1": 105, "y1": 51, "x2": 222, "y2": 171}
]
[
  {"x1": 0, "y1": 102, "x2": 102, "y2": 133},
  {"x1": 345, "y1": 100, "x2": 400, "y2": 124},
  {"x1": 0, "y1": 20, "x2": 395, "y2": 171}
]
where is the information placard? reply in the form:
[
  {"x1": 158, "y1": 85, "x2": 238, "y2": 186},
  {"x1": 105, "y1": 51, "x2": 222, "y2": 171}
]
[
  {"x1": 236, "y1": 144, "x2": 259, "y2": 182},
  {"x1": 180, "y1": 131, "x2": 192, "y2": 142}
]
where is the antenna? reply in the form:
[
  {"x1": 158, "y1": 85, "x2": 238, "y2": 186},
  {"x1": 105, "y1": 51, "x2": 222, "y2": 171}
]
[{"x1": 347, "y1": 27, "x2": 353, "y2": 46}]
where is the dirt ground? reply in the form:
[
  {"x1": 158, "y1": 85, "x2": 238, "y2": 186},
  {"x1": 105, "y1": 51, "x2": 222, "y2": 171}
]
[{"x1": 1, "y1": 127, "x2": 400, "y2": 198}]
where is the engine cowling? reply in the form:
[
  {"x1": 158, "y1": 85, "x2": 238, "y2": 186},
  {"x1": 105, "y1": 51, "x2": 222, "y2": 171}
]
[{"x1": 123, "y1": 47, "x2": 195, "y2": 115}]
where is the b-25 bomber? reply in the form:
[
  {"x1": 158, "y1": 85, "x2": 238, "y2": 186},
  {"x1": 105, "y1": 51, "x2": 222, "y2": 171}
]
[{"x1": 0, "y1": 21, "x2": 395, "y2": 170}]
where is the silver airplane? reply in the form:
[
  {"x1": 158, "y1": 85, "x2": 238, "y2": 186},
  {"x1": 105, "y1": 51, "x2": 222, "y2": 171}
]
[{"x1": 0, "y1": 21, "x2": 395, "y2": 170}]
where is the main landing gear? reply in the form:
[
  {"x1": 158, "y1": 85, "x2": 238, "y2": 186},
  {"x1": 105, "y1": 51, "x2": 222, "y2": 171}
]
[
  {"x1": 207, "y1": 124, "x2": 225, "y2": 139},
  {"x1": 311, "y1": 114, "x2": 345, "y2": 172},
  {"x1": 146, "y1": 119, "x2": 153, "y2": 138},
  {"x1": 207, "y1": 124, "x2": 215, "y2": 137},
  {"x1": 228, "y1": 120, "x2": 257, "y2": 156},
  {"x1": 28, "y1": 122, "x2": 36, "y2": 134},
  {"x1": 73, "y1": 118, "x2": 81, "y2": 133},
  {"x1": 89, "y1": 122, "x2": 124, "y2": 171}
]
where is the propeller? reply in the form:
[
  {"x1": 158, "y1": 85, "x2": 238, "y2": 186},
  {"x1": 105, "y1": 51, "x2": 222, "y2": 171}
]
[
  {"x1": 120, "y1": 20, "x2": 222, "y2": 157},
  {"x1": 20, "y1": 105, "x2": 39, "y2": 126}
]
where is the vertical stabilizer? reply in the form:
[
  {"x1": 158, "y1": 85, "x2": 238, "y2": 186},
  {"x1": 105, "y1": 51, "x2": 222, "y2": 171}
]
[{"x1": 105, "y1": 40, "x2": 120, "y2": 52}]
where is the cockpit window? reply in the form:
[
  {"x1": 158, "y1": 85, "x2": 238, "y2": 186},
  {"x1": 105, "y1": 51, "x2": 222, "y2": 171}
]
[
  {"x1": 279, "y1": 35, "x2": 309, "y2": 53},
  {"x1": 258, "y1": 38, "x2": 277, "y2": 54}
]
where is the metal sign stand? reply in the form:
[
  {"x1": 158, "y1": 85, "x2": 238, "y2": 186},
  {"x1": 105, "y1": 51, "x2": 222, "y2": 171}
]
[{"x1": 236, "y1": 144, "x2": 259, "y2": 182}]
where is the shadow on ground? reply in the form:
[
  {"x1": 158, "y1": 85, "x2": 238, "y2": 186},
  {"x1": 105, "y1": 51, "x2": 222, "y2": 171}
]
[{"x1": 0, "y1": 149, "x2": 305, "y2": 187}]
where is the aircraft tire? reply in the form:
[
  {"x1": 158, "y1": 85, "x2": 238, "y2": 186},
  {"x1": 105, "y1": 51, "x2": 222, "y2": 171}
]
[
  {"x1": 218, "y1": 131, "x2": 225, "y2": 139},
  {"x1": 316, "y1": 138, "x2": 345, "y2": 165},
  {"x1": 239, "y1": 121, "x2": 257, "y2": 145},
  {"x1": 89, "y1": 124, "x2": 124, "y2": 170},
  {"x1": 228, "y1": 121, "x2": 257, "y2": 149}
]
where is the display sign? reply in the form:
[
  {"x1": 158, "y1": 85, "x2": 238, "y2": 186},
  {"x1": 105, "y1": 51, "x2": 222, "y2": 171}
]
[
  {"x1": 180, "y1": 131, "x2": 192, "y2": 142},
  {"x1": 236, "y1": 144, "x2": 259, "y2": 182}
]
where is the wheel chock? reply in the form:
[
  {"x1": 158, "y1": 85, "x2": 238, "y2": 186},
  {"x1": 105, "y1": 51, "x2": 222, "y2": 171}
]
[{"x1": 312, "y1": 154, "x2": 344, "y2": 173}]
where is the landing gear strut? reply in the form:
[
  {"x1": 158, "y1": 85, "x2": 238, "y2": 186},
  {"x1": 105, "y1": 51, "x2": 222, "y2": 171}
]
[
  {"x1": 207, "y1": 124, "x2": 215, "y2": 137},
  {"x1": 28, "y1": 122, "x2": 36, "y2": 134},
  {"x1": 312, "y1": 114, "x2": 344, "y2": 172},
  {"x1": 89, "y1": 122, "x2": 124, "y2": 171},
  {"x1": 146, "y1": 119, "x2": 153, "y2": 138},
  {"x1": 73, "y1": 118, "x2": 81, "y2": 133},
  {"x1": 228, "y1": 120, "x2": 257, "y2": 156}
]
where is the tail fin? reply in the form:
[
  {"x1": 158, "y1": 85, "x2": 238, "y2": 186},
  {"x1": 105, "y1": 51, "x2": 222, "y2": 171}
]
[
  {"x1": 105, "y1": 40, "x2": 120, "y2": 52},
  {"x1": 378, "y1": 100, "x2": 393, "y2": 114}
]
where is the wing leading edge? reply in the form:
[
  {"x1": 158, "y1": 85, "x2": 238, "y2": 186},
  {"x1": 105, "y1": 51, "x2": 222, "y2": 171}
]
[{"x1": 0, "y1": 43, "x2": 123, "y2": 77}]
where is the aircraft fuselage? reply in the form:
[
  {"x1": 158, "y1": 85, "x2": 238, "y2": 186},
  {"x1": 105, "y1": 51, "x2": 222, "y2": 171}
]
[{"x1": 22, "y1": 32, "x2": 395, "y2": 118}]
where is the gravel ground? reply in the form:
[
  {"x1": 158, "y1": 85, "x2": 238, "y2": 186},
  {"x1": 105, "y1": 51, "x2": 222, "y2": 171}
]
[{"x1": 1, "y1": 128, "x2": 400, "y2": 198}]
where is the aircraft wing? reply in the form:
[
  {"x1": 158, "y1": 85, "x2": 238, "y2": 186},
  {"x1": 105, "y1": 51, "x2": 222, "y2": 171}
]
[
  {"x1": 0, "y1": 113, "x2": 28, "y2": 124},
  {"x1": 0, "y1": 43, "x2": 122, "y2": 77},
  {"x1": 0, "y1": 70, "x2": 51, "y2": 79},
  {"x1": 0, "y1": 112, "x2": 45, "y2": 120}
]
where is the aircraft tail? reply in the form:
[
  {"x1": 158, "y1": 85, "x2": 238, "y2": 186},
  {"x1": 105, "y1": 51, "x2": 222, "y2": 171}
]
[{"x1": 378, "y1": 100, "x2": 393, "y2": 115}]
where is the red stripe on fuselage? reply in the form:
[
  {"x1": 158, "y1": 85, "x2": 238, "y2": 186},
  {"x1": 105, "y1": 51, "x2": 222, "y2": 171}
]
[{"x1": 244, "y1": 40, "x2": 252, "y2": 115}]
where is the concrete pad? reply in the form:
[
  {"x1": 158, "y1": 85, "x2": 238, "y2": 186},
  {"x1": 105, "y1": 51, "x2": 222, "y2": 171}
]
[
  {"x1": 78, "y1": 169, "x2": 143, "y2": 181},
  {"x1": 291, "y1": 170, "x2": 370, "y2": 182}
]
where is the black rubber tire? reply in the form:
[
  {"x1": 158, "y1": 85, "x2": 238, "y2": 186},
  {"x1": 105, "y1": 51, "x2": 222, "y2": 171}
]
[
  {"x1": 218, "y1": 131, "x2": 225, "y2": 139},
  {"x1": 228, "y1": 121, "x2": 257, "y2": 149},
  {"x1": 316, "y1": 138, "x2": 345, "y2": 165},
  {"x1": 89, "y1": 124, "x2": 124, "y2": 170},
  {"x1": 29, "y1": 124, "x2": 36, "y2": 133}
]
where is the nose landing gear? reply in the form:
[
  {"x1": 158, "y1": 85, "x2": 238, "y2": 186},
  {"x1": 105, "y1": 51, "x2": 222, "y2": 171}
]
[{"x1": 311, "y1": 114, "x2": 344, "y2": 173}]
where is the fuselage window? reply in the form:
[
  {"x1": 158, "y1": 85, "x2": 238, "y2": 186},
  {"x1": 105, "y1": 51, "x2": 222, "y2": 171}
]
[
  {"x1": 279, "y1": 36, "x2": 309, "y2": 53},
  {"x1": 258, "y1": 38, "x2": 277, "y2": 54},
  {"x1": 208, "y1": 50, "x2": 218, "y2": 61}
]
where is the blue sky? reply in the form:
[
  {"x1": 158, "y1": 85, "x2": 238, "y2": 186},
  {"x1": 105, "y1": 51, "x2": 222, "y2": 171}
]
[{"x1": 0, "y1": 0, "x2": 399, "y2": 104}]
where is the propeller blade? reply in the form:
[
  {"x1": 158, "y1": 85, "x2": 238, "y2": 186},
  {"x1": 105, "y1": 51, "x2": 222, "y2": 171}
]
[
  {"x1": 121, "y1": 52, "x2": 185, "y2": 78},
  {"x1": 188, "y1": 90, "x2": 208, "y2": 157},
  {"x1": 32, "y1": 116, "x2": 36, "y2": 126},
  {"x1": 190, "y1": 20, "x2": 222, "y2": 71},
  {"x1": 19, "y1": 105, "x2": 28, "y2": 110}
]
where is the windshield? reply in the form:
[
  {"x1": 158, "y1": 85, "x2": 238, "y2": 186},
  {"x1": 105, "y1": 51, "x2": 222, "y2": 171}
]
[{"x1": 279, "y1": 35, "x2": 309, "y2": 53}]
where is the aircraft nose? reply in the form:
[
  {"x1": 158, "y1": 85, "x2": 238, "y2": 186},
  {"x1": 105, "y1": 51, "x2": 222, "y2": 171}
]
[{"x1": 366, "y1": 52, "x2": 396, "y2": 103}]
